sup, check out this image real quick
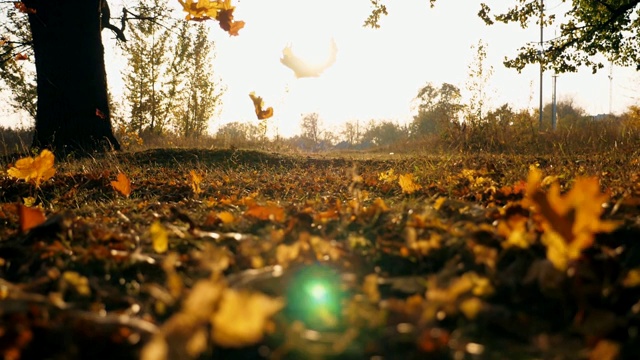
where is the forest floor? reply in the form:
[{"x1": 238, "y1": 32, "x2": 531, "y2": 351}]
[{"x1": 1, "y1": 147, "x2": 640, "y2": 360}]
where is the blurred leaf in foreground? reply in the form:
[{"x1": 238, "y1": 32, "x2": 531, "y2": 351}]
[
  {"x1": 18, "y1": 204, "x2": 45, "y2": 233},
  {"x1": 211, "y1": 288, "x2": 284, "y2": 347},
  {"x1": 524, "y1": 167, "x2": 619, "y2": 270}
]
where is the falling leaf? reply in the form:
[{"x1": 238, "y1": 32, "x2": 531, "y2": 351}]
[
  {"x1": 177, "y1": 0, "x2": 244, "y2": 35},
  {"x1": 280, "y1": 38, "x2": 337, "y2": 78},
  {"x1": 111, "y1": 173, "x2": 132, "y2": 197},
  {"x1": 96, "y1": 108, "x2": 106, "y2": 119},
  {"x1": 524, "y1": 168, "x2": 619, "y2": 270},
  {"x1": 18, "y1": 204, "x2": 45, "y2": 233},
  {"x1": 215, "y1": 7, "x2": 245, "y2": 36},
  {"x1": 245, "y1": 203, "x2": 285, "y2": 222},
  {"x1": 211, "y1": 289, "x2": 284, "y2": 347},
  {"x1": 14, "y1": 53, "x2": 28, "y2": 61},
  {"x1": 398, "y1": 173, "x2": 422, "y2": 194},
  {"x1": 190, "y1": 170, "x2": 203, "y2": 196},
  {"x1": 151, "y1": 221, "x2": 169, "y2": 254},
  {"x1": 7, "y1": 149, "x2": 56, "y2": 188},
  {"x1": 248, "y1": 92, "x2": 273, "y2": 120},
  {"x1": 14, "y1": 2, "x2": 36, "y2": 14}
]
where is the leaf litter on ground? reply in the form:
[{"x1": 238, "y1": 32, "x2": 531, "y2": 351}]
[{"x1": 0, "y1": 148, "x2": 640, "y2": 359}]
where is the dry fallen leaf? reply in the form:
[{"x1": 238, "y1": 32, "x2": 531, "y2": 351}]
[
  {"x1": 211, "y1": 289, "x2": 284, "y2": 347},
  {"x1": 150, "y1": 221, "x2": 169, "y2": 254},
  {"x1": 18, "y1": 204, "x2": 45, "y2": 233},
  {"x1": 7, "y1": 149, "x2": 56, "y2": 188},
  {"x1": 189, "y1": 170, "x2": 203, "y2": 196},
  {"x1": 244, "y1": 203, "x2": 285, "y2": 222},
  {"x1": 111, "y1": 173, "x2": 132, "y2": 197},
  {"x1": 398, "y1": 173, "x2": 422, "y2": 194},
  {"x1": 524, "y1": 168, "x2": 619, "y2": 270}
]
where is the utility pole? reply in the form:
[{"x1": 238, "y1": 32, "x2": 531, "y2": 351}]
[
  {"x1": 552, "y1": 74, "x2": 558, "y2": 130},
  {"x1": 539, "y1": 0, "x2": 544, "y2": 130},
  {"x1": 608, "y1": 61, "x2": 613, "y2": 115}
]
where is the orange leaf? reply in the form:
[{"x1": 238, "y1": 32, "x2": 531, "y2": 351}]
[
  {"x1": 19, "y1": 204, "x2": 45, "y2": 233},
  {"x1": 245, "y1": 204, "x2": 285, "y2": 222},
  {"x1": 398, "y1": 173, "x2": 422, "y2": 194},
  {"x1": 111, "y1": 173, "x2": 132, "y2": 197},
  {"x1": 524, "y1": 168, "x2": 619, "y2": 270},
  {"x1": 216, "y1": 8, "x2": 245, "y2": 36},
  {"x1": 14, "y1": 53, "x2": 28, "y2": 61},
  {"x1": 14, "y1": 2, "x2": 36, "y2": 14},
  {"x1": 7, "y1": 149, "x2": 56, "y2": 188},
  {"x1": 96, "y1": 108, "x2": 106, "y2": 119},
  {"x1": 248, "y1": 92, "x2": 273, "y2": 120}
]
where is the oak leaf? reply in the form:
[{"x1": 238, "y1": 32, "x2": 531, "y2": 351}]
[
  {"x1": 7, "y1": 149, "x2": 55, "y2": 188},
  {"x1": 248, "y1": 92, "x2": 273, "y2": 120},
  {"x1": 524, "y1": 167, "x2": 619, "y2": 270},
  {"x1": 111, "y1": 173, "x2": 132, "y2": 197}
]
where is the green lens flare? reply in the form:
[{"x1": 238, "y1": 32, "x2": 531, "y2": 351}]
[{"x1": 286, "y1": 265, "x2": 345, "y2": 330}]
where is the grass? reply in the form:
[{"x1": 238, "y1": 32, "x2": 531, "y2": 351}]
[{"x1": 1, "y1": 133, "x2": 640, "y2": 359}]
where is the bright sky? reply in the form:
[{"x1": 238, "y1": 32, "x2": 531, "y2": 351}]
[{"x1": 2, "y1": 0, "x2": 638, "y2": 137}]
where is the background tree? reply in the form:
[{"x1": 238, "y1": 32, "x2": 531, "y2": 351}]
[
  {"x1": 122, "y1": 0, "x2": 173, "y2": 136},
  {"x1": 20, "y1": 0, "x2": 121, "y2": 154},
  {"x1": 360, "y1": 120, "x2": 407, "y2": 147},
  {"x1": 168, "y1": 23, "x2": 223, "y2": 138},
  {"x1": 411, "y1": 82, "x2": 464, "y2": 136},
  {"x1": 216, "y1": 121, "x2": 262, "y2": 145},
  {"x1": 300, "y1": 112, "x2": 322, "y2": 145},
  {"x1": 464, "y1": 39, "x2": 493, "y2": 126},
  {"x1": 367, "y1": 1, "x2": 640, "y2": 72},
  {"x1": 340, "y1": 120, "x2": 361, "y2": 145},
  {"x1": 0, "y1": 5, "x2": 36, "y2": 122}
]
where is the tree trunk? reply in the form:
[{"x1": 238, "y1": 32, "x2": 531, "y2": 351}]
[{"x1": 24, "y1": 0, "x2": 120, "y2": 155}]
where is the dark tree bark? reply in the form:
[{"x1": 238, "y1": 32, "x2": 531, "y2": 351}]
[{"x1": 23, "y1": 0, "x2": 120, "y2": 155}]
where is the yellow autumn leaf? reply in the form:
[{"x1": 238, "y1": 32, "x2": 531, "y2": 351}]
[
  {"x1": 217, "y1": 211, "x2": 235, "y2": 224},
  {"x1": 22, "y1": 196, "x2": 36, "y2": 207},
  {"x1": 524, "y1": 168, "x2": 619, "y2": 270},
  {"x1": 378, "y1": 169, "x2": 398, "y2": 183},
  {"x1": 151, "y1": 221, "x2": 169, "y2": 254},
  {"x1": 7, "y1": 149, "x2": 55, "y2": 188},
  {"x1": 398, "y1": 173, "x2": 422, "y2": 194},
  {"x1": 190, "y1": 170, "x2": 203, "y2": 196},
  {"x1": 211, "y1": 289, "x2": 284, "y2": 347},
  {"x1": 459, "y1": 297, "x2": 483, "y2": 320},
  {"x1": 622, "y1": 268, "x2": 640, "y2": 287}
]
